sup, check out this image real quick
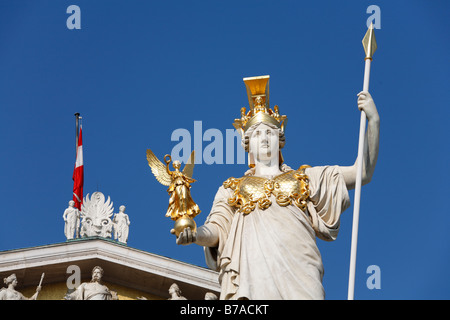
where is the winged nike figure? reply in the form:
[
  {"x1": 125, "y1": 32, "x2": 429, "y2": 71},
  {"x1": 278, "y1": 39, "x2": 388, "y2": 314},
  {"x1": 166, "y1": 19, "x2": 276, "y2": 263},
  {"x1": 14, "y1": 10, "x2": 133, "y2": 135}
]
[{"x1": 146, "y1": 149, "x2": 200, "y2": 221}]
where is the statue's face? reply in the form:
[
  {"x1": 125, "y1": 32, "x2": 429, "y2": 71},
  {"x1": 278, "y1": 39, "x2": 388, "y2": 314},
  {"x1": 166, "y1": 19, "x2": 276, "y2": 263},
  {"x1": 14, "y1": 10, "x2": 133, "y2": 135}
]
[
  {"x1": 92, "y1": 268, "x2": 102, "y2": 282},
  {"x1": 173, "y1": 160, "x2": 181, "y2": 169},
  {"x1": 249, "y1": 123, "x2": 279, "y2": 163},
  {"x1": 10, "y1": 276, "x2": 18, "y2": 288},
  {"x1": 169, "y1": 284, "x2": 179, "y2": 295}
]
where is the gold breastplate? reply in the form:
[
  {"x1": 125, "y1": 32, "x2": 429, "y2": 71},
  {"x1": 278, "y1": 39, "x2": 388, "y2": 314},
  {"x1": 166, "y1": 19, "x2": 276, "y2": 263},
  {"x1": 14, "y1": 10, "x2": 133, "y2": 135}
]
[{"x1": 223, "y1": 165, "x2": 311, "y2": 214}]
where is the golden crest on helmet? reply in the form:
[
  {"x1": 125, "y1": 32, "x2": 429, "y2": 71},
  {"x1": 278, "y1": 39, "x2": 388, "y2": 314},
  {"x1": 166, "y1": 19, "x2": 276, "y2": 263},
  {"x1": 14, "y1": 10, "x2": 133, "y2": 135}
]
[{"x1": 233, "y1": 75, "x2": 287, "y2": 136}]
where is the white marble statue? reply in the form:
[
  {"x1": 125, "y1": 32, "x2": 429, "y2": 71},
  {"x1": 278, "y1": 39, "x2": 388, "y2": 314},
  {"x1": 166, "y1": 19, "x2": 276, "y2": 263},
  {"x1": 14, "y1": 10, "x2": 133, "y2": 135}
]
[
  {"x1": 63, "y1": 200, "x2": 80, "y2": 240},
  {"x1": 167, "y1": 283, "x2": 187, "y2": 300},
  {"x1": 64, "y1": 266, "x2": 117, "y2": 300},
  {"x1": 0, "y1": 274, "x2": 41, "y2": 300},
  {"x1": 80, "y1": 192, "x2": 114, "y2": 238},
  {"x1": 113, "y1": 205, "x2": 130, "y2": 244},
  {"x1": 172, "y1": 76, "x2": 380, "y2": 299}
]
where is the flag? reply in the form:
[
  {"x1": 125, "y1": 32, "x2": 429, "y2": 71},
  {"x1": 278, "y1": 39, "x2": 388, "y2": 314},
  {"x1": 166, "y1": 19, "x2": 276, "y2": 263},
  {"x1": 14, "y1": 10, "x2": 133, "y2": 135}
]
[{"x1": 72, "y1": 126, "x2": 84, "y2": 210}]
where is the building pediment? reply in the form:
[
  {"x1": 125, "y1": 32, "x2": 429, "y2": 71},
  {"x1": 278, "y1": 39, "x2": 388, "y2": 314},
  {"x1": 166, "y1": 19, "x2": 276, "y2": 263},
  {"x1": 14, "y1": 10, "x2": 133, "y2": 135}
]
[{"x1": 0, "y1": 238, "x2": 219, "y2": 300}]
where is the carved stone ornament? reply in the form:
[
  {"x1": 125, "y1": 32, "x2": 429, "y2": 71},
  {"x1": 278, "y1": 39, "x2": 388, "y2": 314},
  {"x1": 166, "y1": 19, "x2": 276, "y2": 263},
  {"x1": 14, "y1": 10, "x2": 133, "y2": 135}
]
[{"x1": 80, "y1": 192, "x2": 114, "y2": 238}]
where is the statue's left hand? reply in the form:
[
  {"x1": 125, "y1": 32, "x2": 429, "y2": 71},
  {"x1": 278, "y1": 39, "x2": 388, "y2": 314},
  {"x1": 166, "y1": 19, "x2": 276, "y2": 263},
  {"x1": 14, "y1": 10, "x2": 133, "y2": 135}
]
[
  {"x1": 171, "y1": 227, "x2": 197, "y2": 245},
  {"x1": 357, "y1": 91, "x2": 379, "y2": 122}
]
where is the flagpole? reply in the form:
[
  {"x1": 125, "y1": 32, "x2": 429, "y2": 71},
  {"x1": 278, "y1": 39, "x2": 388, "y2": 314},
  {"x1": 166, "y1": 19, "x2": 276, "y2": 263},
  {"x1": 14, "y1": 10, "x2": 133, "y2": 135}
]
[
  {"x1": 347, "y1": 23, "x2": 377, "y2": 300},
  {"x1": 74, "y1": 113, "x2": 80, "y2": 153},
  {"x1": 72, "y1": 113, "x2": 84, "y2": 212}
]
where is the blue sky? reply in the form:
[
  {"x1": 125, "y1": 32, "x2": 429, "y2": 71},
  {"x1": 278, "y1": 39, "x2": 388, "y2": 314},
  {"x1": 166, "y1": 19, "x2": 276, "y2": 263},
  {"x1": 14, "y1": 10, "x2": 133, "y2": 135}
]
[{"x1": 0, "y1": 0, "x2": 448, "y2": 300}]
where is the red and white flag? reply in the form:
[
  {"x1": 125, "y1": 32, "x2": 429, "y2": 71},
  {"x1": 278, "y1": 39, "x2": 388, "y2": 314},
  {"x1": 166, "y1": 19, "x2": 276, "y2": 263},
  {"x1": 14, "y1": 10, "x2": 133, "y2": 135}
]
[{"x1": 72, "y1": 126, "x2": 84, "y2": 210}]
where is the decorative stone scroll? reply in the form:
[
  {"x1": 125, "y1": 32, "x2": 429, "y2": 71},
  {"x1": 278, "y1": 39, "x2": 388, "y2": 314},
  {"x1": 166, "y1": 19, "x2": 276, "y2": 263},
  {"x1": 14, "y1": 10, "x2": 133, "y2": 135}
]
[
  {"x1": 80, "y1": 192, "x2": 114, "y2": 238},
  {"x1": 64, "y1": 191, "x2": 130, "y2": 244}
]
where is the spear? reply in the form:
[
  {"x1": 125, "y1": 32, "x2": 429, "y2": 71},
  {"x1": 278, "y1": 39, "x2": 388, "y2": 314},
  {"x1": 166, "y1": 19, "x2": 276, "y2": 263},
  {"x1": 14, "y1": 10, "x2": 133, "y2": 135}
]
[
  {"x1": 35, "y1": 272, "x2": 45, "y2": 299},
  {"x1": 347, "y1": 23, "x2": 377, "y2": 300}
]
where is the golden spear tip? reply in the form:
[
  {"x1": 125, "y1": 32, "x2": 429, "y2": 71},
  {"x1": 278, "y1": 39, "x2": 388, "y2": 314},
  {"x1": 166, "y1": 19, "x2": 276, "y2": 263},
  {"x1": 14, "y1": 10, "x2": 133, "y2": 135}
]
[{"x1": 362, "y1": 22, "x2": 377, "y2": 60}]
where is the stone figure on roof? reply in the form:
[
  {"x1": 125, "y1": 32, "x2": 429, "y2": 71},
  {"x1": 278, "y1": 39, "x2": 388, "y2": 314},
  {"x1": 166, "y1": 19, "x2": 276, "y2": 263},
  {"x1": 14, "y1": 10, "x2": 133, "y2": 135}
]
[
  {"x1": 63, "y1": 200, "x2": 80, "y2": 240},
  {"x1": 113, "y1": 205, "x2": 130, "y2": 244}
]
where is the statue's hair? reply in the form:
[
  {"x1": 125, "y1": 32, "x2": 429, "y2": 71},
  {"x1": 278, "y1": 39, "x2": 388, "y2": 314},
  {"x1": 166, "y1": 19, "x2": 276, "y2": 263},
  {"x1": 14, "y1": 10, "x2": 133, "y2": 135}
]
[
  {"x1": 92, "y1": 266, "x2": 104, "y2": 276},
  {"x1": 4, "y1": 273, "x2": 17, "y2": 285},
  {"x1": 205, "y1": 292, "x2": 218, "y2": 300},
  {"x1": 241, "y1": 122, "x2": 286, "y2": 152},
  {"x1": 170, "y1": 283, "x2": 181, "y2": 293}
]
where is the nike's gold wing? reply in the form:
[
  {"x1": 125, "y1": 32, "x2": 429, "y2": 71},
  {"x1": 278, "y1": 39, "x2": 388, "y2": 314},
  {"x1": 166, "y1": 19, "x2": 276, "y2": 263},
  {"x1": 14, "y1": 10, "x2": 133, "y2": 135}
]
[
  {"x1": 146, "y1": 149, "x2": 172, "y2": 186},
  {"x1": 182, "y1": 150, "x2": 195, "y2": 179}
]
